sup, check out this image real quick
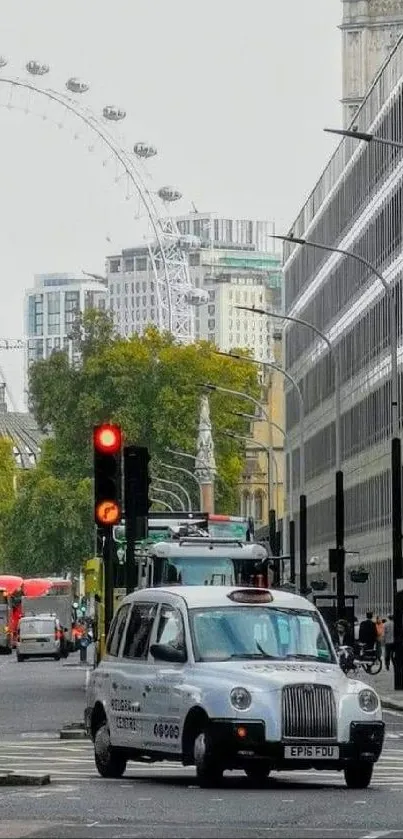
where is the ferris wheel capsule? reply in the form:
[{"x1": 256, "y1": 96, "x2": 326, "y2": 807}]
[
  {"x1": 133, "y1": 142, "x2": 157, "y2": 159},
  {"x1": 26, "y1": 60, "x2": 49, "y2": 76},
  {"x1": 0, "y1": 57, "x2": 8, "y2": 69},
  {"x1": 186, "y1": 288, "x2": 209, "y2": 306},
  {"x1": 158, "y1": 186, "x2": 182, "y2": 202},
  {"x1": 103, "y1": 105, "x2": 126, "y2": 121},
  {"x1": 66, "y1": 77, "x2": 89, "y2": 94}
]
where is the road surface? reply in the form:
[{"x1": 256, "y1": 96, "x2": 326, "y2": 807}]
[{"x1": 1, "y1": 652, "x2": 403, "y2": 838}]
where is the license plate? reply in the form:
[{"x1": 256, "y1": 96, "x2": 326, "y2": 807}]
[{"x1": 284, "y1": 745, "x2": 339, "y2": 759}]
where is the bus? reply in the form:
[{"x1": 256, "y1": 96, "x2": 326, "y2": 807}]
[
  {"x1": 0, "y1": 575, "x2": 23, "y2": 646},
  {"x1": 207, "y1": 515, "x2": 255, "y2": 542},
  {"x1": 138, "y1": 538, "x2": 268, "y2": 589}
]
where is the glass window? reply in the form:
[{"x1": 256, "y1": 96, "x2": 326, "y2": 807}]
[
  {"x1": 110, "y1": 259, "x2": 121, "y2": 273},
  {"x1": 124, "y1": 258, "x2": 134, "y2": 272},
  {"x1": 155, "y1": 605, "x2": 186, "y2": 653},
  {"x1": 123, "y1": 603, "x2": 158, "y2": 659},
  {"x1": 159, "y1": 555, "x2": 235, "y2": 586},
  {"x1": 189, "y1": 606, "x2": 334, "y2": 663},
  {"x1": 136, "y1": 257, "x2": 147, "y2": 272},
  {"x1": 106, "y1": 604, "x2": 130, "y2": 656}
]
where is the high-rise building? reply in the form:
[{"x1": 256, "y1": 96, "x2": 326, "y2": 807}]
[
  {"x1": 284, "y1": 31, "x2": 403, "y2": 616},
  {"x1": 341, "y1": 0, "x2": 403, "y2": 125},
  {"x1": 24, "y1": 273, "x2": 107, "y2": 397},
  {"x1": 106, "y1": 214, "x2": 282, "y2": 361}
]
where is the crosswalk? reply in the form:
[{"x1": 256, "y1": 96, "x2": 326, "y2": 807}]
[{"x1": 2, "y1": 737, "x2": 403, "y2": 789}]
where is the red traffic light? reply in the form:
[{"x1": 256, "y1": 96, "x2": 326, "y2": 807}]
[{"x1": 93, "y1": 423, "x2": 122, "y2": 455}]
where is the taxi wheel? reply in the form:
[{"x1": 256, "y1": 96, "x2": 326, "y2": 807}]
[
  {"x1": 194, "y1": 729, "x2": 223, "y2": 787},
  {"x1": 344, "y1": 762, "x2": 373, "y2": 789},
  {"x1": 94, "y1": 723, "x2": 127, "y2": 779}
]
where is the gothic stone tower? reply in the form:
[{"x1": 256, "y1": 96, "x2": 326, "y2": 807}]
[{"x1": 341, "y1": 0, "x2": 403, "y2": 126}]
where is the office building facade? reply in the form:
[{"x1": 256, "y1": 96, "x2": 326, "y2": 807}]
[
  {"x1": 342, "y1": 0, "x2": 403, "y2": 125},
  {"x1": 24, "y1": 273, "x2": 107, "y2": 393},
  {"x1": 107, "y1": 214, "x2": 282, "y2": 362},
  {"x1": 284, "y1": 33, "x2": 403, "y2": 616}
]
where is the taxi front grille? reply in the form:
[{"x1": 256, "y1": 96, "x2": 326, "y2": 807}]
[{"x1": 282, "y1": 684, "x2": 337, "y2": 740}]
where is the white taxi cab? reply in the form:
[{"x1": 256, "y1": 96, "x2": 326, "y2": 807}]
[{"x1": 85, "y1": 586, "x2": 384, "y2": 788}]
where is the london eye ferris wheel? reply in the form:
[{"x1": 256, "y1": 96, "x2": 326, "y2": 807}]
[{"x1": 0, "y1": 56, "x2": 206, "y2": 343}]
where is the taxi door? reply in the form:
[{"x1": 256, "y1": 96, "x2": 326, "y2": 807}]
[
  {"x1": 146, "y1": 604, "x2": 188, "y2": 755},
  {"x1": 109, "y1": 601, "x2": 159, "y2": 749}
]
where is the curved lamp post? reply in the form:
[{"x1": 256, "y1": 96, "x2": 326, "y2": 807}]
[
  {"x1": 151, "y1": 475, "x2": 192, "y2": 512},
  {"x1": 236, "y1": 303, "x2": 343, "y2": 608},
  {"x1": 151, "y1": 484, "x2": 185, "y2": 512},
  {"x1": 275, "y1": 231, "x2": 401, "y2": 645},
  {"x1": 223, "y1": 428, "x2": 280, "y2": 518},
  {"x1": 201, "y1": 360, "x2": 306, "y2": 594},
  {"x1": 150, "y1": 497, "x2": 173, "y2": 512}
]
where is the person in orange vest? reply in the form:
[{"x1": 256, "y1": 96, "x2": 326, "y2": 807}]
[{"x1": 375, "y1": 616, "x2": 384, "y2": 659}]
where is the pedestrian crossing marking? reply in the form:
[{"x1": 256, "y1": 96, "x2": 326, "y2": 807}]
[{"x1": 1, "y1": 738, "x2": 403, "y2": 789}]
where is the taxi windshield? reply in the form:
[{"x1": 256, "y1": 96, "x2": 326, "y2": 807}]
[
  {"x1": 189, "y1": 606, "x2": 335, "y2": 663},
  {"x1": 164, "y1": 556, "x2": 235, "y2": 586}
]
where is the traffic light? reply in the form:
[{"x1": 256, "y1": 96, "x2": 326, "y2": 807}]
[
  {"x1": 93, "y1": 423, "x2": 122, "y2": 527},
  {"x1": 124, "y1": 445, "x2": 151, "y2": 518}
]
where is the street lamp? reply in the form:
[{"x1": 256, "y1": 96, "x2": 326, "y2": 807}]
[
  {"x1": 151, "y1": 475, "x2": 192, "y2": 512},
  {"x1": 230, "y1": 409, "x2": 294, "y2": 577},
  {"x1": 223, "y1": 428, "x2": 280, "y2": 518},
  {"x1": 201, "y1": 358, "x2": 307, "y2": 594},
  {"x1": 276, "y1": 231, "x2": 402, "y2": 687},
  {"x1": 150, "y1": 484, "x2": 185, "y2": 511},
  {"x1": 150, "y1": 496, "x2": 173, "y2": 512},
  {"x1": 196, "y1": 381, "x2": 277, "y2": 547},
  {"x1": 236, "y1": 303, "x2": 343, "y2": 613},
  {"x1": 323, "y1": 126, "x2": 403, "y2": 151}
]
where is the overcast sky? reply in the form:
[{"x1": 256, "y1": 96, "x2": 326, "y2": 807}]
[{"x1": 0, "y1": 0, "x2": 342, "y2": 409}]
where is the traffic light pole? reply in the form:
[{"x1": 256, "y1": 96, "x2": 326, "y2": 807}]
[
  {"x1": 103, "y1": 526, "x2": 115, "y2": 638},
  {"x1": 126, "y1": 516, "x2": 148, "y2": 594}
]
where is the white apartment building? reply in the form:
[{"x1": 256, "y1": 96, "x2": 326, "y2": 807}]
[
  {"x1": 24, "y1": 273, "x2": 107, "y2": 391},
  {"x1": 106, "y1": 214, "x2": 282, "y2": 359}
]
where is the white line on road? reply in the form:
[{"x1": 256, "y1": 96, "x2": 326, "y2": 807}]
[{"x1": 362, "y1": 832, "x2": 394, "y2": 839}]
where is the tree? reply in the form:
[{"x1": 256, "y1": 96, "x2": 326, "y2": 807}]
[
  {"x1": 29, "y1": 316, "x2": 260, "y2": 512},
  {"x1": 0, "y1": 438, "x2": 17, "y2": 571},
  {"x1": 4, "y1": 461, "x2": 93, "y2": 577}
]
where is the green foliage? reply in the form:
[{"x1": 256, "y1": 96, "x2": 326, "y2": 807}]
[
  {"x1": 5, "y1": 314, "x2": 260, "y2": 578},
  {"x1": 4, "y1": 466, "x2": 93, "y2": 578},
  {"x1": 0, "y1": 438, "x2": 17, "y2": 571},
  {"x1": 29, "y1": 315, "x2": 260, "y2": 514}
]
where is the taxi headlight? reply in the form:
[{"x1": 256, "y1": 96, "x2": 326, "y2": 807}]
[
  {"x1": 230, "y1": 687, "x2": 252, "y2": 711},
  {"x1": 358, "y1": 689, "x2": 379, "y2": 713}
]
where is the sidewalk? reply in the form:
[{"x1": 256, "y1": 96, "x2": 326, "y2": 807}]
[{"x1": 364, "y1": 666, "x2": 403, "y2": 711}]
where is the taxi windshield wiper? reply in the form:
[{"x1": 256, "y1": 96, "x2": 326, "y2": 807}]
[
  {"x1": 284, "y1": 653, "x2": 327, "y2": 661},
  {"x1": 227, "y1": 651, "x2": 279, "y2": 660}
]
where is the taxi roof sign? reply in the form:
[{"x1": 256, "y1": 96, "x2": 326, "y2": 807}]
[{"x1": 227, "y1": 589, "x2": 273, "y2": 604}]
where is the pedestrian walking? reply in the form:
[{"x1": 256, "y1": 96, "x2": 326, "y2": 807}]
[
  {"x1": 358, "y1": 611, "x2": 377, "y2": 651},
  {"x1": 375, "y1": 616, "x2": 384, "y2": 659},
  {"x1": 383, "y1": 615, "x2": 394, "y2": 671}
]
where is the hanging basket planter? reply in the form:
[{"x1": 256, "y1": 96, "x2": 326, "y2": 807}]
[
  {"x1": 310, "y1": 579, "x2": 327, "y2": 591},
  {"x1": 350, "y1": 569, "x2": 369, "y2": 584}
]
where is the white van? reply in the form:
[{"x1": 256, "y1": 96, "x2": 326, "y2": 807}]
[{"x1": 17, "y1": 613, "x2": 62, "y2": 662}]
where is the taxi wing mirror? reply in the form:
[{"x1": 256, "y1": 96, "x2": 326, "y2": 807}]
[{"x1": 150, "y1": 643, "x2": 187, "y2": 664}]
